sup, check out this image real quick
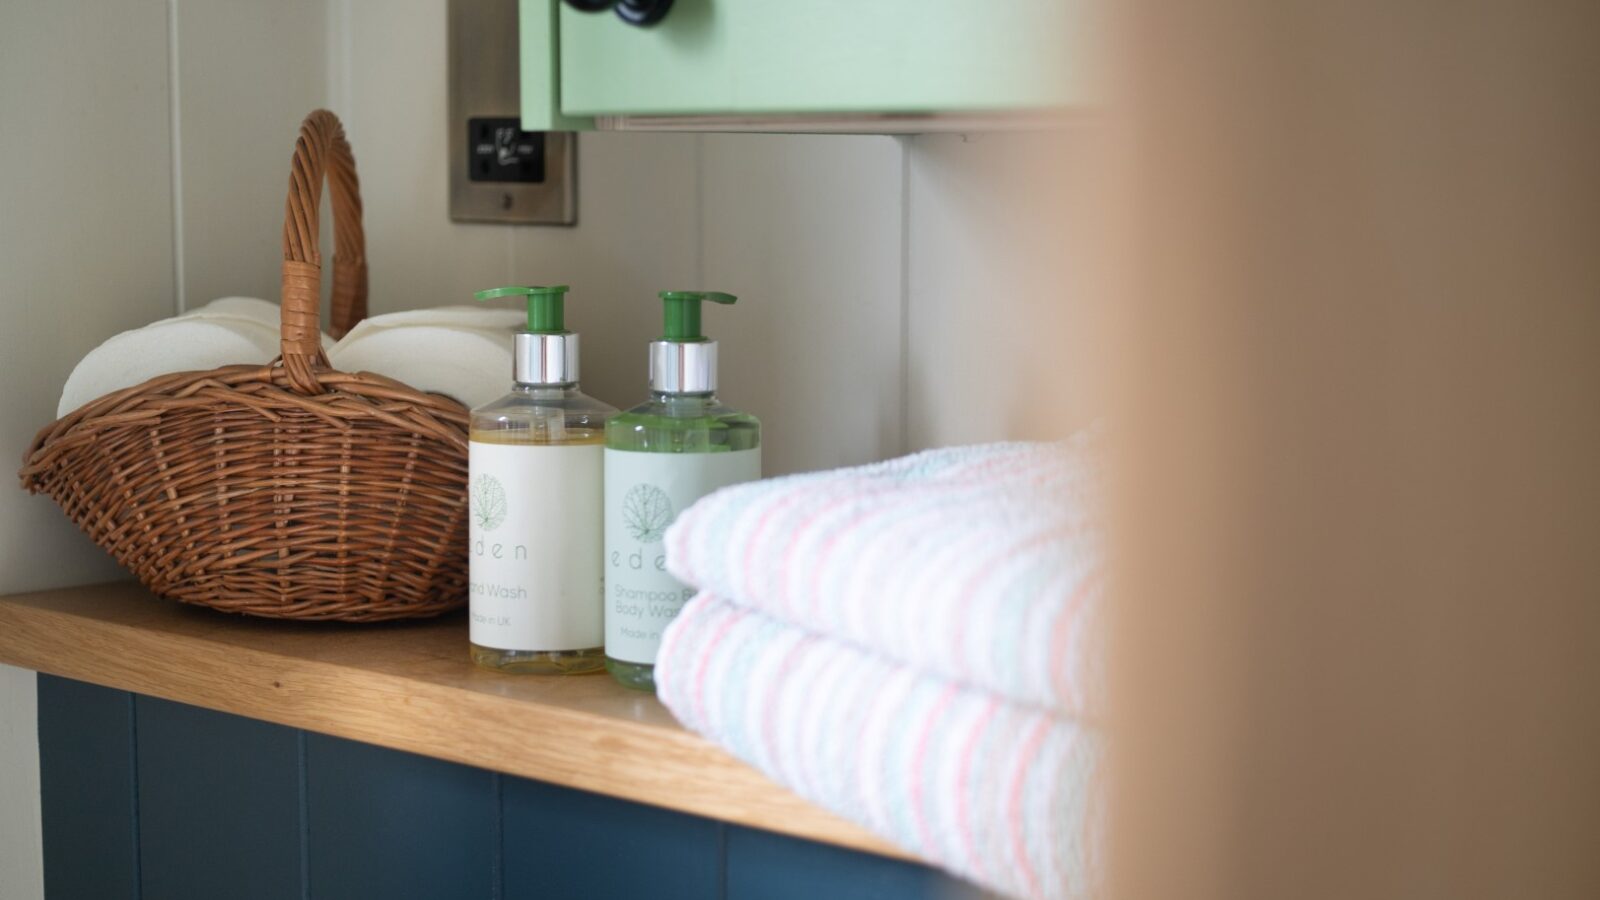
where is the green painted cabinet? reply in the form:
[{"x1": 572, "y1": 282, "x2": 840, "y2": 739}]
[{"x1": 521, "y1": 0, "x2": 1089, "y2": 129}]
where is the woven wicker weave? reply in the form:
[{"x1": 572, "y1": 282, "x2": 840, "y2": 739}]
[{"x1": 19, "y1": 110, "x2": 470, "y2": 621}]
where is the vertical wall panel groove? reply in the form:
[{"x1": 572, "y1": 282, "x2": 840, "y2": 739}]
[
  {"x1": 127, "y1": 694, "x2": 142, "y2": 900},
  {"x1": 164, "y1": 0, "x2": 185, "y2": 314},
  {"x1": 897, "y1": 135, "x2": 913, "y2": 459},
  {"x1": 491, "y1": 772, "x2": 505, "y2": 900},
  {"x1": 298, "y1": 730, "x2": 310, "y2": 900},
  {"x1": 717, "y1": 822, "x2": 730, "y2": 900}
]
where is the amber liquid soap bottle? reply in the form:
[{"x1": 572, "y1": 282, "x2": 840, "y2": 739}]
[{"x1": 468, "y1": 285, "x2": 617, "y2": 674}]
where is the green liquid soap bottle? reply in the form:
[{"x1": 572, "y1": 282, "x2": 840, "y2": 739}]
[
  {"x1": 604, "y1": 291, "x2": 761, "y2": 691},
  {"x1": 468, "y1": 285, "x2": 617, "y2": 674}
]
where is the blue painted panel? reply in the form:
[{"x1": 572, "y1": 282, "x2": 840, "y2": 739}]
[
  {"x1": 134, "y1": 696, "x2": 303, "y2": 900},
  {"x1": 305, "y1": 733, "x2": 496, "y2": 900},
  {"x1": 38, "y1": 679, "x2": 992, "y2": 900},
  {"x1": 502, "y1": 778, "x2": 721, "y2": 900},
  {"x1": 726, "y1": 826, "x2": 992, "y2": 900},
  {"x1": 36, "y1": 675, "x2": 139, "y2": 900}
]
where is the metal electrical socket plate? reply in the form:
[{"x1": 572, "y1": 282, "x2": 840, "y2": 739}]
[{"x1": 448, "y1": 0, "x2": 575, "y2": 225}]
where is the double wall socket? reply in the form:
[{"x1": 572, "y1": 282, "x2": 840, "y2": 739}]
[{"x1": 448, "y1": 0, "x2": 575, "y2": 224}]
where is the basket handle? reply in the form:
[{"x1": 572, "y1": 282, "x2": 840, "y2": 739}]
[{"x1": 280, "y1": 109, "x2": 367, "y2": 395}]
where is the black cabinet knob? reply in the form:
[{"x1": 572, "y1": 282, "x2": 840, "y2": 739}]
[
  {"x1": 561, "y1": 0, "x2": 674, "y2": 27},
  {"x1": 614, "y1": 0, "x2": 673, "y2": 26}
]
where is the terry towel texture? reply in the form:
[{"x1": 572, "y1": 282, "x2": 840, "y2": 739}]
[
  {"x1": 654, "y1": 436, "x2": 1106, "y2": 900},
  {"x1": 656, "y1": 595, "x2": 1102, "y2": 900},
  {"x1": 662, "y1": 433, "x2": 1105, "y2": 718}
]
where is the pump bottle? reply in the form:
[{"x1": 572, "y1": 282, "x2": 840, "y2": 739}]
[
  {"x1": 604, "y1": 291, "x2": 761, "y2": 690},
  {"x1": 469, "y1": 285, "x2": 617, "y2": 674}
]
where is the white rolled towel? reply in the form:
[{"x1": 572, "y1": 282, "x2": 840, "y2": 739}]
[
  {"x1": 181, "y1": 295, "x2": 284, "y2": 325},
  {"x1": 327, "y1": 306, "x2": 524, "y2": 409},
  {"x1": 54, "y1": 297, "x2": 333, "y2": 418}
]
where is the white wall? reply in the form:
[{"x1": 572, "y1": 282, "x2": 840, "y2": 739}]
[
  {"x1": 905, "y1": 130, "x2": 1101, "y2": 448},
  {"x1": 0, "y1": 2, "x2": 1087, "y2": 895},
  {"x1": 332, "y1": 2, "x2": 1089, "y2": 470},
  {"x1": 1, "y1": 3, "x2": 176, "y2": 896},
  {"x1": 0, "y1": 2, "x2": 328, "y2": 896},
  {"x1": 175, "y1": 0, "x2": 330, "y2": 307},
  {"x1": 329, "y1": 0, "x2": 913, "y2": 476}
]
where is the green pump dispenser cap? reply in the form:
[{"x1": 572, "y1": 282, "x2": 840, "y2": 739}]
[
  {"x1": 473, "y1": 285, "x2": 579, "y2": 385},
  {"x1": 650, "y1": 290, "x2": 736, "y2": 393},
  {"x1": 658, "y1": 290, "x2": 736, "y2": 343},
  {"x1": 474, "y1": 284, "x2": 571, "y2": 333}
]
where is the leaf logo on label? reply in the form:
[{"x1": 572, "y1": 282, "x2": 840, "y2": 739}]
[
  {"x1": 471, "y1": 474, "x2": 508, "y2": 531},
  {"x1": 623, "y1": 483, "x2": 674, "y2": 543}
]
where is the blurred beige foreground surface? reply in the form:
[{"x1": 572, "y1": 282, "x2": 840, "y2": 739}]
[{"x1": 1106, "y1": 2, "x2": 1599, "y2": 899}]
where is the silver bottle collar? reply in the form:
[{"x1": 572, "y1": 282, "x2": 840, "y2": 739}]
[
  {"x1": 649, "y1": 340, "x2": 717, "y2": 393},
  {"x1": 514, "y1": 332, "x2": 579, "y2": 385}
]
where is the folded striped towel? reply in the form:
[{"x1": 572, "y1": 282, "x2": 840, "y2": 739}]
[
  {"x1": 663, "y1": 434, "x2": 1105, "y2": 717},
  {"x1": 657, "y1": 594, "x2": 1102, "y2": 900}
]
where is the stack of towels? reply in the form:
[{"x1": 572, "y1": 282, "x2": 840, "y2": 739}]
[{"x1": 655, "y1": 432, "x2": 1105, "y2": 900}]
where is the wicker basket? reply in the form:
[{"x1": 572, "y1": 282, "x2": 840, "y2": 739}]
[{"x1": 19, "y1": 110, "x2": 470, "y2": 622}]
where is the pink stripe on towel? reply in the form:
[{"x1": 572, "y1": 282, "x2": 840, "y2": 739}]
[
  {"x1": 955, "y1": 696, "x2": 1002, "y2": 881},
  {"x1": 690, "y1": 603, "x2": 747, "y2": 725},
  {"x1": 911, "y1": 682, "x2": 962, "y2": 855},
  {"x1": 657, "y1": 595, "x2": 1100, "y2": 900},
  {"x1": 1051, "y1": 568, "x2": 1102, "y2": 714},
  {"x1": 656, "y1": 437, "x2": 1106, "y2": 898},
  {"x1": 1007, "y1": 717, "x2": 1054, "y2": 900},
  {"x1": 663, "y1": 436, "x2": 1106, "y2": 719}
]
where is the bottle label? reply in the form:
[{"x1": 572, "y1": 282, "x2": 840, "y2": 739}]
[
  {"x1": 603, "y1": 448, "x2": 761, "y2": 664},
  {"x1": 469, "y1": 440, "x2": 604, "y2": 651}
]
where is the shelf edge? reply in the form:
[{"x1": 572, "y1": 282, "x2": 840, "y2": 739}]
[{"x1": 0, "y1": 588, "x2": 907, "y2": 860}]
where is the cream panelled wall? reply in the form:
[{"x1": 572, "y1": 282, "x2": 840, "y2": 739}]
[
  {"x1": 333, "y1": 1, "x2": 1086, "y2": 469},
  {"x1": 0, "y1": 2, "x2": 1086, "y2": 897},
  {"x1": 1, "y1": 2, "x2": 330, "y2": 897},
  {"x1": 2, "y1": 4, "x2": 177, "y2": 899},
  {"x1": 174, "y1": 0, "x2": 330, "y2": 306}
]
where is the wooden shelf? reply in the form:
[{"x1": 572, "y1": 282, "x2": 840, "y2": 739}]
[{"x1": 0, "y1": 582, "x2": 904, "y2": 860}]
